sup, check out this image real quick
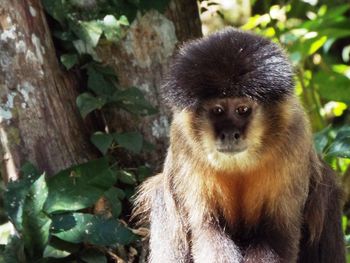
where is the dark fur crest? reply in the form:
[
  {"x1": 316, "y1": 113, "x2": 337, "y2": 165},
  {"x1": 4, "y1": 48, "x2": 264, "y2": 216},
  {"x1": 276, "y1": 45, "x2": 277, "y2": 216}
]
[{"x1": 163, "y1": 28, "x2": 293, "y2": 109}]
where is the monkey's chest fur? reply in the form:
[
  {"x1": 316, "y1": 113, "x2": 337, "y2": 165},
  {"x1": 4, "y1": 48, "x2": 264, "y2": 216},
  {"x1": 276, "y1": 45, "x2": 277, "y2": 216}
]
[
  {"x1": 188, "y1": 165, "x2": 291, "y2": 228},
  {"x1": 205, "y1": 170, "x2": 280, "y2": 226}
]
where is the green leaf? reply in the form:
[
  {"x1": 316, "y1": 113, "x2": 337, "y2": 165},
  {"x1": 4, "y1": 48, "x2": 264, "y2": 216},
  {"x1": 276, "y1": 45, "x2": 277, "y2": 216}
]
[
  {"x1": 51, "y1": 213, "x2": 136, "y2": 245},
  {"x1": 87, "y1": 66, "x2": 116, "y2": 96},
  {"x1": 72, "y1": 40, "x2": 99, "y2": 60},
  {"x1": 319, "y1": 29, "x2": 350, "y2": 41},
  {"x1": 79, "y1": 20, "x2": 103, "y2": 48},
  {"x1": 335, "y1": 125, "x2": 350, "y2": 141},
  {"x1": 314, "y1": 71, "x2": 350, "y2": 103},
  {"x1": 43, "y1": 244, "x2": 71, "y2": 258},
  {"x1": 142, "y1": 140, "x2": 156, "y2": 153},
  {"x1": 322, "y1": 4, "x2": 349, "y2": 19},
  {"x1": 42, "y1": 0, "x2": 67, "y2": 24},
  {"x1": 76, "y1": 93, "x2": 106, "y2": 118},
  {"x1": 81, "y1": 248, "x2": 107, "y2": 263},
  {"x1": 342, "y1": 215, "x2": 348, "y2": 234},
  {"x1": 21, "y1": 162, "x2": 41, "y2": 179},
  {"x1": 115, "y1": 187, "x2": 126, "y2": 199},
  {"x1": 44, "y1": 158, "x2": 116, "y2": 213},
  {"x1": 137, "y1": 166, "x2": 152, "y2": 181},
  {"x1": 0, "y1": 222, "x2": 13, "y2": 245},
  {"x1": 4, "y1": 163, "x2": 41, "y2": 231},
  {"x1": 307, "y1": 36, "x2": 327, "y2": 55},
  {"x1": 22, "y1": 174, "x2": 51, "y2": 257},
  {"x1": 104, "y1": 187, "x2": 125, "y2": 218},
  {"x1": 111, "y1": 87, "x2": 157, "y2": 115},
  {"x1": 102, "y1": 15, "x2": 123, "y2": 43},
  {"x1": 114, "y1": 132, "x2": 143, "y2": 154},
  {"x1": 1, "y1": 236, "x2": 26, "y2": 263},
  {"x1": 90, "y1": 132, "x2": 114, "y2": 155},
  {"x1": 118, "y1": 15, "x2": 129, "y2": 26},
  {"x1": 326, "y1": 136, "x2": 350, "y2": 159},
  {"x1": 313, "y1": 127, "x2": 331, "y2": 154},
  {"x1": 60, "y1": 54, "x2": 78, "y2": 70},
  {"x1": 43, "y1": 237, "x2": 79, "y2": 259},
  {"x1": 117, "y1": 170, "x2": 137, "y2": 185}
]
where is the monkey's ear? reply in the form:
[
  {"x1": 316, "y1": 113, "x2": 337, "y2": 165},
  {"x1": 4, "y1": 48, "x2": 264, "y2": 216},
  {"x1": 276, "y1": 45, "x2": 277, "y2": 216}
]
[{"x1": 161, "y1": 28, "x2": 295, "y2": 110}]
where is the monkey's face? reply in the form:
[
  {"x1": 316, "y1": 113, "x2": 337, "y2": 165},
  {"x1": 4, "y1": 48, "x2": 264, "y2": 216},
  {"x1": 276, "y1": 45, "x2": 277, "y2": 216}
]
[
  {"x1": 205, "y1": 97, "x2": 256, "y2": 153},
  {"x1": 192, "y1": 97, "x2": 266, "y2": 171}
]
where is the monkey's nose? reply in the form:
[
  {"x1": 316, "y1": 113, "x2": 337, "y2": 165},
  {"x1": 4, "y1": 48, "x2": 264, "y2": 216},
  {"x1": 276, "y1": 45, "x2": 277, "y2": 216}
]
[{"x1": 219, "y1": 130, "x2": 241, "y2": 142}]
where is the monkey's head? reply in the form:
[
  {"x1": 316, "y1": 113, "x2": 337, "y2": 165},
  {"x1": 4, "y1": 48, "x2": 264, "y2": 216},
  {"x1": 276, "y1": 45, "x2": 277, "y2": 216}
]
[{"x1": 163, "y1": 29, "x2": 299, "y2": 171}]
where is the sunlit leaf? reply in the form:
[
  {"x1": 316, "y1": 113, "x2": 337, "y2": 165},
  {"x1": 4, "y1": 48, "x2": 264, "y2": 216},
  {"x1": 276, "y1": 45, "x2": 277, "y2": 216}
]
[
  {"x1": 0, "y1": 222, "x2": 13, "y2": 245},
  {"x1": 22, "y1": 174, "x2": 51, "y2": 257},
  {"x1": 307, "y1": 36, "x2": 327, "y2": 55},
  {"x1": 4, "y1": 163, "x2": 41, "y2": 231},
  {"x1": 102, "y1": 15, "x2": 129, "y2": 43},
  {"x1": 118, "y1": 15, "x2": 129, "y2": 26},
  {"x1": 314, "y1": 72, "x2": 350, "y2": 103},
  {"x1": 79, "y1": 20, "x2": 103, "y2": 47},
  {"x1": 43, "y1": 244, "x2": 71, "y2": 258},
  {"x1": 44, "y1": 158, "x2": 116, "y2": 213}
]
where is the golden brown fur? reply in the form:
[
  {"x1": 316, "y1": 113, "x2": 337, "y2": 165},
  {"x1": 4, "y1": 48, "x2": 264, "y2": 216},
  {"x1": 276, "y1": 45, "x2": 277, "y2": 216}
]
[
  {"x1": 169, "y1": 95, "x2": 310, "y2": 226},
  {"x1": 133, "y1": 29, "x2": 345, "y2": 263},
  {"x1": 134, "y1": 95, "x2": 344, "y2": 263}
]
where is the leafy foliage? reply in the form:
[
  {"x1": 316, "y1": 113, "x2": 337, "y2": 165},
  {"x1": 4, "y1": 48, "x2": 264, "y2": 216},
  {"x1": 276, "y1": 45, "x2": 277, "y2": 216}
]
[
  {"x1": 243, "y1": 3, "x2": 350, "y2": 126},
  {"x1": 1, "y1": 160, "x2": 137, "y2": 262},
  {"x1": 0, "y1": 0, "x2": 170, "y2": 261},
  {"x1": 44, "y1": 158, "x2": 116, "y2": 213}
]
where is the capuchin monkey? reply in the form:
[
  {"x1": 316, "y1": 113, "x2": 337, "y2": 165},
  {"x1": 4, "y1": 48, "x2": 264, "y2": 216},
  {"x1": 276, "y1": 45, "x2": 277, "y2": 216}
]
[{"x1": 133, "y1": 28, "x2": 345, "y2": 263}]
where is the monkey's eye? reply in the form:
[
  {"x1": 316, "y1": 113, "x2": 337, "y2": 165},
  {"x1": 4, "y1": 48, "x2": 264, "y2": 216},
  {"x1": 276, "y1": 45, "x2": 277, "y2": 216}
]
[
  {"x1": 236, "y1": 105, "x2": 251, "y2": 116},
  {"x1": 211, "y1": 106, "x2": 225, "y2": 115}
]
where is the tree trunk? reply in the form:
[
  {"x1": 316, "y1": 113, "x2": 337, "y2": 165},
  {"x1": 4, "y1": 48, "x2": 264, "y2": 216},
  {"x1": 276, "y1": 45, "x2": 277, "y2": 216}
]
[
  {"x1": 97, "y1": 0, "x2": 202, "y2": 170},
  {"x1": 0, "y1": 0, "x2": 96, "y2": 182}
]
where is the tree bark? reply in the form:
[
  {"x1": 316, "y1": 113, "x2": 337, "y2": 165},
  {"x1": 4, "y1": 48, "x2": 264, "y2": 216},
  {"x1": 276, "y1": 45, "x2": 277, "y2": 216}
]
[
  {"x1": 97, "y1": 0, "x2": 202, "y2": 170},
  {"x1": 0, "y1": 0, "x2": 96, "y2": 182}
]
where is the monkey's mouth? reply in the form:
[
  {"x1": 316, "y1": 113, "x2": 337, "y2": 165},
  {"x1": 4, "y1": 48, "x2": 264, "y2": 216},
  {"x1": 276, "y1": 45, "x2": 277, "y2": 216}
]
[{"x1": 216, "y1": 145, "x2": 247, "y2": 154}]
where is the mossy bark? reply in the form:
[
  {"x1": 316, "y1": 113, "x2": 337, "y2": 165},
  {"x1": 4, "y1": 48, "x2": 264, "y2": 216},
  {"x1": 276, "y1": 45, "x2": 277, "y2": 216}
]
[
  {"x1": 97, "y1": 0, "x2": 202, "y2": 170},
  {"x1": 0, "y1": 0, "x2": 96, "y2": 181}
]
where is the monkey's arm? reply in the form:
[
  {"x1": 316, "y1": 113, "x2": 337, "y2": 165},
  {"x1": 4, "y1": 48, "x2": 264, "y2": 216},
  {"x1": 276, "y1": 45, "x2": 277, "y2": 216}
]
[
  {"x1": 190, "y1": 222, "x2": 243, "y2": 263},
  {"x1": 243, "y1": 244, "x2": 280, "y2": 263},
  {"x1": 139, "y1": 174, "x2": 190, "y2": 263},
  {"x1": 298, "y1": 164, "x2": 346, "y2": 263}
]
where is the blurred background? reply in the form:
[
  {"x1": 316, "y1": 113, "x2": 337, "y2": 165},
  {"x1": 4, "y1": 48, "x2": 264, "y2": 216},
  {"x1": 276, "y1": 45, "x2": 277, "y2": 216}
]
[{"x1": 0, "y1": 0, "x2": 349, "y2": 262}]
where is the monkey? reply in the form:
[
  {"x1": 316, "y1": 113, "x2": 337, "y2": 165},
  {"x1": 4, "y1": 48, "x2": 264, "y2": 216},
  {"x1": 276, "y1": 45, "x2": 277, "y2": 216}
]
[{"x1": 133, "y1": 28, "x2": 346, "y2": 263}]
